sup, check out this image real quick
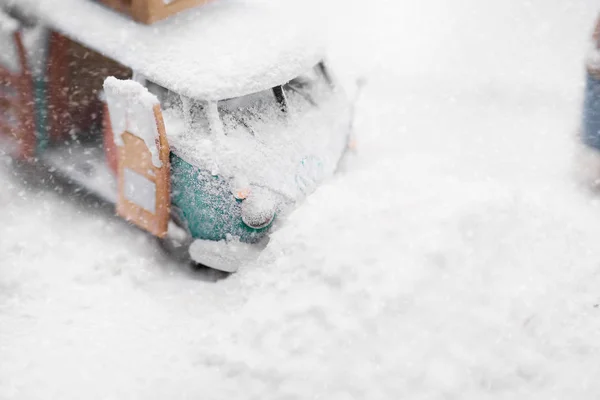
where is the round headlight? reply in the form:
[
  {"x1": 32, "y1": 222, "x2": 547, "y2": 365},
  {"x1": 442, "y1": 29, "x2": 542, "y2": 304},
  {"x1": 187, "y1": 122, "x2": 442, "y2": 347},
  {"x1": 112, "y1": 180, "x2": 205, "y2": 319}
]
[{"x1": 241, "y1": 188, "x2": 277, "y2": 229}]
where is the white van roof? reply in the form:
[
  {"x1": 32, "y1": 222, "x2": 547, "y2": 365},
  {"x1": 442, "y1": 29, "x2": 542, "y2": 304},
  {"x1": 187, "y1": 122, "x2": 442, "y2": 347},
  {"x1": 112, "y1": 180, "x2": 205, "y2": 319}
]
[{"x1": 4, "y1": 0, "x2": 325, "y2": 100}]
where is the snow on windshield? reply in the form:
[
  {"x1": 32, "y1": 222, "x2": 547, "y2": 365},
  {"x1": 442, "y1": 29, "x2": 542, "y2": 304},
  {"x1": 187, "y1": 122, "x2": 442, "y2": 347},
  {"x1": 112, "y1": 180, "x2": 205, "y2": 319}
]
[
  {"x1": 161, "y1": 64, "x2": 347, "y2": 202},
  {"x1": 283, "y1": 63, "x2": 332, "y2": 108},
  {"x1": 217, "y1": 63, "x2": 333, "y2": 135}
]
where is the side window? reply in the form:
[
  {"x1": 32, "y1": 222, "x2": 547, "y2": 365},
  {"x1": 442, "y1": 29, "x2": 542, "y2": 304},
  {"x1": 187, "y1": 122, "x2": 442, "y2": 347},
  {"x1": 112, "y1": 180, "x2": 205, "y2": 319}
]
[
  {"x1": 0, "y1": 11, "x2": 22, "y2": 74},
  {"x1": 123, "y1": 168, "x2": 156, "y2": 213}
]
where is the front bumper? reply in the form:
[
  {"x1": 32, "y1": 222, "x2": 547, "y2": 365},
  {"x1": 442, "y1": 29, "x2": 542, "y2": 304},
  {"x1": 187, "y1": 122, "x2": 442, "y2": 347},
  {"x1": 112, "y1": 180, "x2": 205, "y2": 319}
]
[{"x1": 188, "y1": 237, "x2": 263, "y2": 273}]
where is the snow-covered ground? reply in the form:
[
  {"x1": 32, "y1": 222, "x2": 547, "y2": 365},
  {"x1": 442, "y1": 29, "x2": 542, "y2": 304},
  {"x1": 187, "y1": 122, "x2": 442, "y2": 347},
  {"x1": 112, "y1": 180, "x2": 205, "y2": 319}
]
[{"x1": 2, "y1": 0, "x2": 600, "y2": 398}]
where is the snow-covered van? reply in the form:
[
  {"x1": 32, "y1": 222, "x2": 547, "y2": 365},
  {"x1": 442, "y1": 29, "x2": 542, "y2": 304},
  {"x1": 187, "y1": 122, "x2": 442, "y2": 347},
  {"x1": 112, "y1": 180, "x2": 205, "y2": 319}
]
[{"x1": 0, "y1": 0, "x2": 353, "y2": 272}]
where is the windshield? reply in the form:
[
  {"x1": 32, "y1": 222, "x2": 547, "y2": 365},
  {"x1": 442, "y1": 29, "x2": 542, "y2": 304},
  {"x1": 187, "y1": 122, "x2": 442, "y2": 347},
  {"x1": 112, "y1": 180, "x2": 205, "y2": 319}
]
[
  {"x1": 218, "y1": 88, "x2": 279, "y2": 136},
  {"x1": 217, "y1": 62, "x2": 333, "y2": 136},
  {"x1": 146, "y1": 62, "x2": 334, "y2": 138},
  {"x1": 282, "y1": 62, "x2": 332, "y2": 108}
]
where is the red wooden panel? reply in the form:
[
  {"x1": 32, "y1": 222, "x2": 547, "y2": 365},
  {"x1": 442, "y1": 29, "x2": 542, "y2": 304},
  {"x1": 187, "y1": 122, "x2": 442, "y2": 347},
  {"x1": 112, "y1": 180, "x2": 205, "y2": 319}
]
[{"x1": 0, "y1": 30, "x2": 36, "y2": 160}]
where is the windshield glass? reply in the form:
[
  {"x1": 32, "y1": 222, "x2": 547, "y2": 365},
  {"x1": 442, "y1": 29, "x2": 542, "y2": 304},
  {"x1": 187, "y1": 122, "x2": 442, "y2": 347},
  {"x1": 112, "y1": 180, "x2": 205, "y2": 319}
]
[
  {"x1": 282, "y1": 62, "x2": 332, "y2": 108},
  {"x1": 217, "y1": 62, "x2": 333, "y2": 136},
  {"x1": 218, "y1": 88, "x2": 279, "y2": 136},
  {"x1": 149, "y1": 62, "x2": 334, "y2": 139}
]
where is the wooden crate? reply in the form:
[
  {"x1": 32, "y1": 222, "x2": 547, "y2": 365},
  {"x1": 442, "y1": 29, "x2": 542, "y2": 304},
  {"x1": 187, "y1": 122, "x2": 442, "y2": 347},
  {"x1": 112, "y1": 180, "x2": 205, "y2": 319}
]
[{"x1": 97, "y1": 0, "x2": 211, "y2": 24}]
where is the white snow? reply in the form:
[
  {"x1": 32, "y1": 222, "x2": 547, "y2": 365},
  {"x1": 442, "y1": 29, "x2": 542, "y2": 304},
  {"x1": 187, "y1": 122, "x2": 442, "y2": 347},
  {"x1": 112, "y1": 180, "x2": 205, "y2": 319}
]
[
  {"x1": 587, "y1": 44, "x2": 600, "y2": 73},
  {"x1": 2, "y1": 0, "x2": 600, "y2": 399},
  {"x1": 0, "y1": 9, "x2": 20, "y2": 74},
  {"x1": 0, "y1": 7, "x2": 18, "y2": 33},
  {"x1": 2, "y1": 0, "x2": 324, "y2": 101},
  {"x1": 21, "y1": 25, "x2": 49, "y2": 78},
  {"x1": 122, "y1": 168, "x2": 157, "y2": 213},
  {"x1": 39, "y1": 141, "x2": 118, "y2": 203}
]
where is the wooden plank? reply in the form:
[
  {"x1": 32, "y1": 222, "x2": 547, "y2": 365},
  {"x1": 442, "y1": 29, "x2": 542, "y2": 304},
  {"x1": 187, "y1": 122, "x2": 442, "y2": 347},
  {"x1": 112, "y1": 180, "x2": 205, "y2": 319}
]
[
  {"x1": 144, "y1": 0, "x2": 212, "y2": 24},
  {"x1": 115, "y1": 105, "x2": 170, "y2": 238},
  {"x1": 100, "y1": 0, "x2": 210, "y2": 24},
  {"x1": 96, "y1": 0, "x2": 133, "y2": 15},
  {"x1": 102, "y1": 103, "x2": 119, "y2": 174},
  {"x1": 117, "y1": 137, "x2": 161, "y2": 235},
  {"x1": 153, "y1": 103, "x2": 171, "y2": 236}
]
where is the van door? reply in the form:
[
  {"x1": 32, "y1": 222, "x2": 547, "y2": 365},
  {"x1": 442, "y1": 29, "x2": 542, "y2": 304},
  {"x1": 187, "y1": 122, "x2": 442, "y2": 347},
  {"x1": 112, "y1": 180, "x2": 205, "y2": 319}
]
[
  {"x1": 0, "y1": 12, "x2": 36, "y2": 160},
  {"x1": 103, "y1": 77, "x2": 171, "y2": 238}
]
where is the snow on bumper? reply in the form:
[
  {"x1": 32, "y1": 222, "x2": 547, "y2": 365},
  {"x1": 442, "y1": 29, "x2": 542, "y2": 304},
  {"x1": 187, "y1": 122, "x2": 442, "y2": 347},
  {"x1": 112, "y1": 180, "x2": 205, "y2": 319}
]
[{"x1": 188, "y1": 238, "x2": 262, "y2": 273}]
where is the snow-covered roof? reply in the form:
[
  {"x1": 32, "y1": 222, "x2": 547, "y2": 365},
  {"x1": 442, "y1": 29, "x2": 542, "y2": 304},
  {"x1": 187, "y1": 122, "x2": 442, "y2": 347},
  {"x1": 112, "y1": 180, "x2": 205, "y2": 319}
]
[{"x1": 3, "y1": 0, "x2": 325, "y2": 100}]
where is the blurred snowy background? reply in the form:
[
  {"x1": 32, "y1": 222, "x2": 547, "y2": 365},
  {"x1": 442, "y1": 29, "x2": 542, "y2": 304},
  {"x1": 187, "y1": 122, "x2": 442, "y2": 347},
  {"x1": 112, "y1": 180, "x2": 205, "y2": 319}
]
[{"x1": 2, "y1": 0, "x2": 600, "y2": 398}]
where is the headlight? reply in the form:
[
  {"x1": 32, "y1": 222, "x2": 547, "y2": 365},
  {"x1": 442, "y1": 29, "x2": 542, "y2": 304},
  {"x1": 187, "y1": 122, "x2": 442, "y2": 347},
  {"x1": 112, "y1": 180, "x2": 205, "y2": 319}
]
[
  {"x1": 231, "y1": 176, "x2": 250, "y2": 200},
  {"x1": 241, "y1": 188, "x2": 277, "y2": 229}
]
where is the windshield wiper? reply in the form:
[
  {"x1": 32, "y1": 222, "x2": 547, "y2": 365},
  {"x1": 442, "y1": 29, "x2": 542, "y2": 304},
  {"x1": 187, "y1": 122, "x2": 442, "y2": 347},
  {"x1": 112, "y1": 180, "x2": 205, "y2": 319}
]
[
  {"x1": 220, "y1": 109, "x2": 256, "y2": 136},
  {"x1": 272, "y1": 86, "x2": 288, "y2": 112}
]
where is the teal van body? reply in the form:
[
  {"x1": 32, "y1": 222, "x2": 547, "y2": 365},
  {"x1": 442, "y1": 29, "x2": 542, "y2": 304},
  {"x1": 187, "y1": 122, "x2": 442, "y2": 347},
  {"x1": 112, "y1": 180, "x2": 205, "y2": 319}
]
[{"x1": 169, "y1": 154, "x2": 272, "y2": 243}]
